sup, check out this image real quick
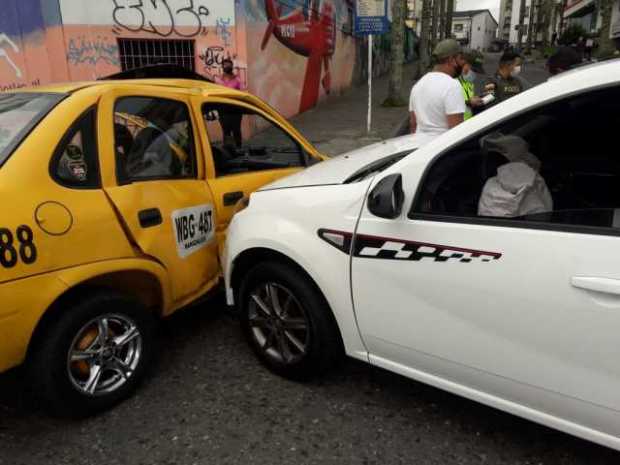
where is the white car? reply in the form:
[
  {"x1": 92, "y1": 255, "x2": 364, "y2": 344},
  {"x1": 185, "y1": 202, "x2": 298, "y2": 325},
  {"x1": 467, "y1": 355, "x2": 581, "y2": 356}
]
[{"x1": 224, "y1": 59, "x2": 620, "y2": 451}]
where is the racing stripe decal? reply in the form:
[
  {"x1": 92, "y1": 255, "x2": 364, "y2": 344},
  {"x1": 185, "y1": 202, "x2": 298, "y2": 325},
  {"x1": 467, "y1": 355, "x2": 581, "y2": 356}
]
[{"x1": 318, "y1": 229, "x2": 501, "y2": 263}]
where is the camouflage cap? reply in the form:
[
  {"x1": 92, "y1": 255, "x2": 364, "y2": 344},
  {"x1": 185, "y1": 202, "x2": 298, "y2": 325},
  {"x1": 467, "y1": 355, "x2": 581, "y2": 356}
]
[
  {"x1": 432, "y1": 39, "x2": 462, "y2": 60},
  {"x1": 463, "y1": 49, "x2": 485, "y2": 73}
]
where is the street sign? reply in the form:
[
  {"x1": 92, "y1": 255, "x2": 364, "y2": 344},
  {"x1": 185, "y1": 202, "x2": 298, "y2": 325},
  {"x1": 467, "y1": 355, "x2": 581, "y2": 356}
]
[
  {"x1": 355, "y1": 0, "x2": 389, "y2": 134},
  {"x1": 355, "y1": 0, "x2": 389, "y2": 36}
]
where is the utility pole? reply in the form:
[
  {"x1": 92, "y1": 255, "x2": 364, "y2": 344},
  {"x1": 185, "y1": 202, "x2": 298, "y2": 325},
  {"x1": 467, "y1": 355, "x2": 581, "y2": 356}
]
[{"x1": 526, "y1": 0, "x2": 536, "y2": 53}]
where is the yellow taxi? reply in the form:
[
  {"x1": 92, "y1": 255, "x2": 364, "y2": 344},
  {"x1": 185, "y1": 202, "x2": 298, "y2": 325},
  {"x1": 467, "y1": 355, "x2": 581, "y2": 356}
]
[{"x1": 0, "y1": 76, "x2": 324, "y2": 416}]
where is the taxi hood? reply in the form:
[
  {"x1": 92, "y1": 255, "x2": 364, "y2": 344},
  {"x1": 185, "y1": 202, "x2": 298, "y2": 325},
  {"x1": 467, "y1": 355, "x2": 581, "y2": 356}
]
[{"x1": 260, "y1": 134, "x2": 422, "y2": 191}]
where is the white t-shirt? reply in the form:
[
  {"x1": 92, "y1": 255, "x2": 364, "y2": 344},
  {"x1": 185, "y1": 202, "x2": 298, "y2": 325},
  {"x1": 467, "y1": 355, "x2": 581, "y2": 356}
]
[{"x1": 409, "y1": 71, "x2": 466, "y2": 141}]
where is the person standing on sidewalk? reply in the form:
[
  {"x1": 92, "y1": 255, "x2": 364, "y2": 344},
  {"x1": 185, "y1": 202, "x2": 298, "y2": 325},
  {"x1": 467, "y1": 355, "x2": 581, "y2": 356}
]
[
  {"x1": 409, "y1": 39, "x2": 466, "y2": 141},
  {"x1": 213, "y1": 58, "x2": 243, "y2": 147},
  {"x1": 458, "y1": 50, "x2": 485, "y2": 120},
  {"x1": 483, "y1": 51, "x2": 524, "y2": 107}
]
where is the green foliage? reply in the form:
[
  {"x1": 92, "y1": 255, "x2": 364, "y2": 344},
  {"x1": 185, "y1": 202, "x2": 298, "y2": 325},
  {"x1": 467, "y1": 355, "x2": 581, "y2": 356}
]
[{"x1": 559, "y1": 24, "x2": 588, "y2": 45}]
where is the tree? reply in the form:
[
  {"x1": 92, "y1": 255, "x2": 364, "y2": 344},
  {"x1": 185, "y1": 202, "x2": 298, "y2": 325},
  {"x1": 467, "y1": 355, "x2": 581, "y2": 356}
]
[
  {"x1": 445, "y1": 0, "x2": 454, "y2": 39},
  {"x1": 383, "y1": 0, "x2": 408, "y2": 106},
  {"x1": 517, "y1": 0, "x2": 527, "y2": 48},
  {"x1": 418, "y1": 0, "x2": 433, "y2": 76},
  {"x1": 439, "y1": 0, "x2": 446, "y2": 39},
  {"x1": 431, "y1": 0, "x2": 440, "y2": 49},
  {"x1": 597, "y1": 0, "x2": 616, "y2": 57}
]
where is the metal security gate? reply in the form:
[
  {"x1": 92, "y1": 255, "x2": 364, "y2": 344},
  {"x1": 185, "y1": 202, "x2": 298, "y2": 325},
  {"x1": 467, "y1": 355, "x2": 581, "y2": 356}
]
[{"x1": 117, "y1": 38, "x2": 195, "y2": 72}]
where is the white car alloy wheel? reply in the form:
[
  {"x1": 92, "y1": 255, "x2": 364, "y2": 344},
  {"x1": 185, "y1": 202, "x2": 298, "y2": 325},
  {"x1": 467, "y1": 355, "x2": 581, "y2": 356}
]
[{"x1": 247, "y1": 282, "x2": 310, "y2": 365}]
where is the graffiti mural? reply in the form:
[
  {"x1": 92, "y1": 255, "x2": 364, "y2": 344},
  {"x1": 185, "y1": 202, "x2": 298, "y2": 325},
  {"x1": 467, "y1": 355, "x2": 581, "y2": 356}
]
[
  {"x1": 243, "y1": 0, "x2": 357, "y2": 117},
  {"x1": 215, "y1": 17, "x2": 233, "y2": 46},
  {"x1": 0, "y1": 34, "x2": 22, "y2": 79},
  {"x1": 261, "y1": 0, "x2": 336, "y2": 113},
  {"x1": 66, "y1": 36, "x2": 120, "y2": 66},
  {"x1": 111, "y1": 0, "x2": 210, "y2": 37}
]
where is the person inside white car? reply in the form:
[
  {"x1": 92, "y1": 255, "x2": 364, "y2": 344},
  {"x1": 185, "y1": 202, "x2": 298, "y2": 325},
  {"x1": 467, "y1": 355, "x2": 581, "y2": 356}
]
[{"x1": 477, "y1": 134, "x2": 553, "y2": 217}]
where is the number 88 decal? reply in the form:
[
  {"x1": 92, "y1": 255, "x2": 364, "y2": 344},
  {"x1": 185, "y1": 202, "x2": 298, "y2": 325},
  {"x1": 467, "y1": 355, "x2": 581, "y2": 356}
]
[{"x1": 0, "y1": 225, "x2": 37, "y2": 268}]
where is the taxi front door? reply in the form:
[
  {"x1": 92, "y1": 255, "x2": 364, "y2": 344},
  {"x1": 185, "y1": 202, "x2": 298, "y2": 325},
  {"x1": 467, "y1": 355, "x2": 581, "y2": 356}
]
[{"x1": 98, "y1": 89, "x2": 220, "y2": 307}]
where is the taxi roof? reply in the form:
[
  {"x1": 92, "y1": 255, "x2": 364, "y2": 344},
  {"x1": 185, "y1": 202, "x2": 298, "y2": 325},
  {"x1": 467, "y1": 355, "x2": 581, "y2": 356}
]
[{"x1": 20, "y1": 78, "x2": 238, "y2": 97}]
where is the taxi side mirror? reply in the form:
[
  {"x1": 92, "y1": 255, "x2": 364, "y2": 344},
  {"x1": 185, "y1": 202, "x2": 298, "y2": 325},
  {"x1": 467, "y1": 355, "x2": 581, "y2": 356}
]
[{"x1": 367, "y1": 173, "x2": 404, "y2": 219}]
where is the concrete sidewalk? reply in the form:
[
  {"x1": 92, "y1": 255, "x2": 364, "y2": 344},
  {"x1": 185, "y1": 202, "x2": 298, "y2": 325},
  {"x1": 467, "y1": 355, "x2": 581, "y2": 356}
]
[{"x1": 288, "y1": 63, "x2": 418, "y2": 156}]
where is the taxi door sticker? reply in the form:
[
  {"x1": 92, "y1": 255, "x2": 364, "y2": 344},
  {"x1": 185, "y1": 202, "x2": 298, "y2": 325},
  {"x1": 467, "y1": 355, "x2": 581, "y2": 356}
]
[{"x1": 171, "y1": 204, "x2": 215, "y2": 259}]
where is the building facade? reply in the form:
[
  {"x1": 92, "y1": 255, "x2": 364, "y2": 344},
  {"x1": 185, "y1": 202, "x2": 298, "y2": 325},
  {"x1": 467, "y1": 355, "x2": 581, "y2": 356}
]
[
  {"x1": 0, "y1": 0, "x2": 380, "y2": 119},
  {"x1": 451, "y1": 10, "x2": 498, "y2": 51}
]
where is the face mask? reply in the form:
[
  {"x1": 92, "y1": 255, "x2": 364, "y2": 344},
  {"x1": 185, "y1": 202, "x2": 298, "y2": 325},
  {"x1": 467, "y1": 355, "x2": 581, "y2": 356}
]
[
  {"x1": 463, "y1": 70, "x2": 476, "y2": 82},
  {"x1": 511, "y1": 65, "x2": 522, "y2": 77},
  {"x1": 453, "y1": 60, "x2": 464, "y2": 78}
]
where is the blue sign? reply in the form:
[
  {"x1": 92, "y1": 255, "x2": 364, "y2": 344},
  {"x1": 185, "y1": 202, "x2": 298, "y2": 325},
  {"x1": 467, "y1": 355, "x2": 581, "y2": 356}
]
[{"x1": 355, "y1": 0, "x2": 389, "y2": 36}]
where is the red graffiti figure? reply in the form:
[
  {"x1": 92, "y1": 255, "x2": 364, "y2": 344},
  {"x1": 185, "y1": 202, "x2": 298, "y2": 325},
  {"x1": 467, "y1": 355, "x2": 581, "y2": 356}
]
[{"x1": 261, "y1": 0, "x2": 336, "y2": 113}]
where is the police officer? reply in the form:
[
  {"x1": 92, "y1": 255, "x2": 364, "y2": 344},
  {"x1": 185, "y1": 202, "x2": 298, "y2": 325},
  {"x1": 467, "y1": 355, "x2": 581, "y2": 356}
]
[
  {"x1": 483, "y1": 51, "x2": 524, "y2": 107},
  {"x1": 458, "y1": 50, "x2": 485, "y2": 120}
]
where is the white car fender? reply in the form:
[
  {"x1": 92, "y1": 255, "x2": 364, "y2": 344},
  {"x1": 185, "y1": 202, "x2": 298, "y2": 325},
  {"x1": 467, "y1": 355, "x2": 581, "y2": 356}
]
[{"x1": 224, "y1": 183, "x2": 373, "y2": 361}]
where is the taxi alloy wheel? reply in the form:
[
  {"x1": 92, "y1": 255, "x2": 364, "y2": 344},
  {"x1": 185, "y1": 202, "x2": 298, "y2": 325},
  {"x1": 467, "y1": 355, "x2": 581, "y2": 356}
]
[
  {"x1": 67, "y1": 314, "x2": 143, "y2": 397},
  {"x1": 29, "y1": 291, "x2": 156, "y2": 417},
  {"x1": 240, "y1": 261, "x2": 343, "y2": 380}
]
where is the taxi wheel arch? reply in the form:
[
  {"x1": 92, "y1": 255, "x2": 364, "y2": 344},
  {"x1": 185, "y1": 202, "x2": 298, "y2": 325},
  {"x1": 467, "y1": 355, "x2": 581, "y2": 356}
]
[
  {"x1": 233, "y1": 248, "x2": 345, "y2": 378},
  {"x1": 25, "y1": 272, "x2": 163, "y2": 417},
  {"x1": 28, "y1": 270, "x2": 165, "y2": 357}
]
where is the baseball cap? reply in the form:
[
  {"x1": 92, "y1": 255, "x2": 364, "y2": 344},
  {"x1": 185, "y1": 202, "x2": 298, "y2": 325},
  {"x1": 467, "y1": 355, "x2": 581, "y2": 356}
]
[
  {"x1": 546, "y1": 47, "x2": 581, "y2": 74},
  {"x1": 500, "y1": 50, "x2": 521, "y2": 64},
  {"x1": 433, "y1": 39, "x2": 462, "y2": 60},
  {"x1": 463, "y1": 49, "x2": 485, "y2": 73}
]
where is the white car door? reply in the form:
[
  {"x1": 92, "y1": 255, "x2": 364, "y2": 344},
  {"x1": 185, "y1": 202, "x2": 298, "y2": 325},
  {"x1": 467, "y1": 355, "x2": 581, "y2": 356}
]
[{"x1": 351, "y1": 84, "x2": 620, "y2": 436}]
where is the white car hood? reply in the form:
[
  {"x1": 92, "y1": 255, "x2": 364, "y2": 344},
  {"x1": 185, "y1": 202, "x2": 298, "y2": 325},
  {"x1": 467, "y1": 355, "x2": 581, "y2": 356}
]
[{"x1": 261, "y1": 134, "x2": 422, "y2": 190}]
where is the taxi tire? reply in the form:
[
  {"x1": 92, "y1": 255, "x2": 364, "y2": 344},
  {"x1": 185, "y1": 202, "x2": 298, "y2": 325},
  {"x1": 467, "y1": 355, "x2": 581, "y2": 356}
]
[
  {"x1": 28, "y1": 291, "x2": 156, "y2": 418},
  {"x1": 239, "y1": 261, "x2": 343, "y2": 380}
]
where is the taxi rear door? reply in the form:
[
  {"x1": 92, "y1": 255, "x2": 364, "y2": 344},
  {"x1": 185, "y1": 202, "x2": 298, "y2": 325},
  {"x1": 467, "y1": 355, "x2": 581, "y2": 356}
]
[{"x1": 98, "y1": 88, "x2": 220, "y2": 307}]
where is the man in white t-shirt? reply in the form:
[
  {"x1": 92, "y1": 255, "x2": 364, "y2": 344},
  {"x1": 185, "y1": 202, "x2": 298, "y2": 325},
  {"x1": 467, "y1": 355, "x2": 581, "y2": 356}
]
[{"x1": 409, "y1": 39, "x2": 466, "y2": 142}]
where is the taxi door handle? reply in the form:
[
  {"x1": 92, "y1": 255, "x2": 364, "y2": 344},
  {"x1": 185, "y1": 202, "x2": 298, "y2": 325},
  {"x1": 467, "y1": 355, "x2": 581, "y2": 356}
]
[
  {"x1": 571, "y1": 276, "x2": 620, "y2": 296},
  {"x1": 138, "y1": 208, "x2": 162, "y2": 228},
  {"x1": 223, "y1": 191, "x2": 244, "y2": 206}
]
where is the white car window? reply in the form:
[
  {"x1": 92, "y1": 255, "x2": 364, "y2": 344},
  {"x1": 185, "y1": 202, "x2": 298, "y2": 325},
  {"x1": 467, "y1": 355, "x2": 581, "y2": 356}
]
[{"x1": 411, "y1": 85, "x2": 620, "y2": 234}]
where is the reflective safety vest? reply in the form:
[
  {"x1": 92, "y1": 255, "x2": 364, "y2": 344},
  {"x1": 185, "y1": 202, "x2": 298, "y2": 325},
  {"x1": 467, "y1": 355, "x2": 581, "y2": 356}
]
[{"x1": 458, "y1": 76, "x2": 475, "y2": 120}]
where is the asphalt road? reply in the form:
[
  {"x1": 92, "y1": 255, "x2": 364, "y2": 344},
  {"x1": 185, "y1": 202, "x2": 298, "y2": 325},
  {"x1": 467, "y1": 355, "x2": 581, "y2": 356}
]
[
  {"x1": 2, "y1": 56, "x2": 619, "y2": 465},
  {"x1": 1, "y1": 296, "x2": 620, "y2": 465}
]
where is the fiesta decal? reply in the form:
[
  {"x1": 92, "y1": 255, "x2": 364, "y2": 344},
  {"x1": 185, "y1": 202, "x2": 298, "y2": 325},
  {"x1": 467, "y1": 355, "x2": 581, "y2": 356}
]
[
  {"x1": 171, "y1": 204, "x2": 214, "y2": 259},
  {"x1": 318, "y1": 229, "x2": 501, "y2": 263},
  {"x1": 0, "y1": 225, "x2": 37, "y2": 268}
]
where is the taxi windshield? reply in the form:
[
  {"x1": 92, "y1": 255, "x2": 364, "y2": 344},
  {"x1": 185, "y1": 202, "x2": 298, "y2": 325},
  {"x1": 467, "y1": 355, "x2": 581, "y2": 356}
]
[{"x1": 0, "y1": 92, "x2": 66, "y2": 167}]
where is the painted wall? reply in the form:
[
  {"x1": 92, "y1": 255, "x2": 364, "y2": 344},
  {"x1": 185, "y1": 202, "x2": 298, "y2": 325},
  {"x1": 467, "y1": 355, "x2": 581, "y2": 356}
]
[
  {"x1": 1, "y1": 0, "x2": 372, "y2": 121},
  {"x1": 0, "y1": 1, "x2": 241, "y2": 90},
  {"x1": 0, "y1": 0, "x2": 66, "y2": 91},
  {"x1": 241, "y1": 0, "x2": 357, "y2": 119}
]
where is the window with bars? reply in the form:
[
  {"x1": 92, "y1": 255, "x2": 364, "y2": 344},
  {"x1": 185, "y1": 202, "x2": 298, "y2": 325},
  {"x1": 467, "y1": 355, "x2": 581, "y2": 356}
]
[{"x1": 117, "y1": 39, "x2": 195, "y2": 72}]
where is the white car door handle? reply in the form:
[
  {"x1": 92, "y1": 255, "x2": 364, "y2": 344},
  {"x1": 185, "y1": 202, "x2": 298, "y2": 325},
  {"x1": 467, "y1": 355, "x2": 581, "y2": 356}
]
[{"x1": 571, "y1": 276, "x2": 620, "y2": 296}]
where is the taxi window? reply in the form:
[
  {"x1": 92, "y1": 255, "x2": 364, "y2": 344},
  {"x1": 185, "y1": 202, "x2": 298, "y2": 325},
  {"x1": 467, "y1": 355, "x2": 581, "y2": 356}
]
[
  {"x1": 114, "y1": 97, "x2": 196, "y2": 183},
  {"x1": 0, "y1": 92, "x2": 66, "y2": 167},
  {"x1": 52, "y1": 108, "x2": 100, "y2": 188},
  {"x1": 202, "y1": 103, "x2": 306, "y2": 177}
]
